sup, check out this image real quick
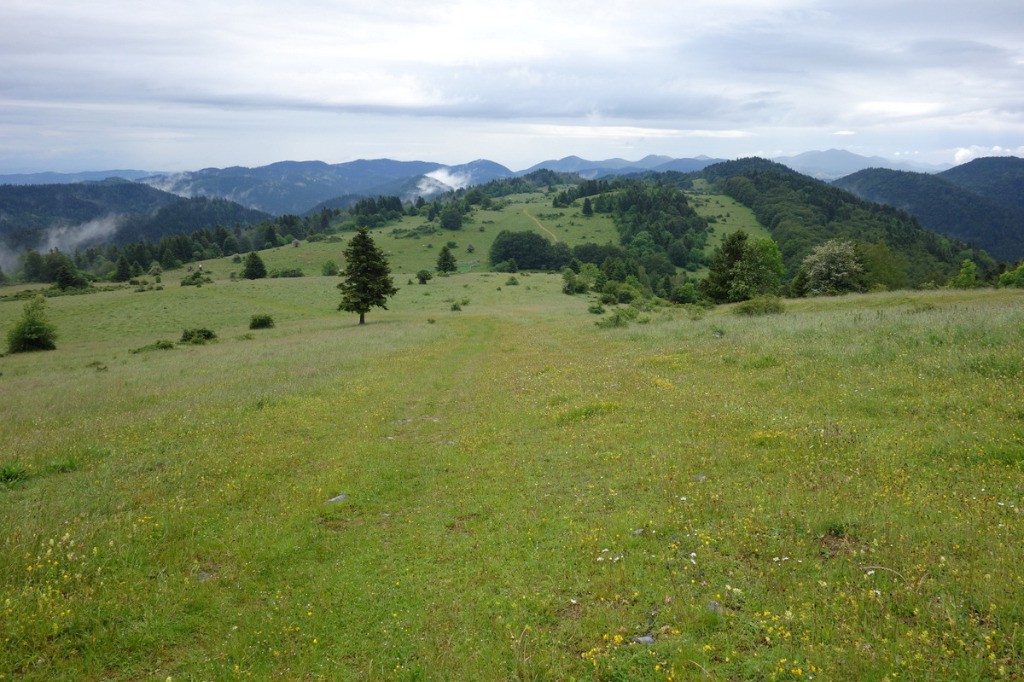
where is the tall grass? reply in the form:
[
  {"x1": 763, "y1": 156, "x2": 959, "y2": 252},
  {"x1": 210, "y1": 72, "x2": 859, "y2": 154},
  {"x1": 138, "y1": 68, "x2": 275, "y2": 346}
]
[{"x1": 2, "y1": 267, "x2": 1022, "y2": 680}]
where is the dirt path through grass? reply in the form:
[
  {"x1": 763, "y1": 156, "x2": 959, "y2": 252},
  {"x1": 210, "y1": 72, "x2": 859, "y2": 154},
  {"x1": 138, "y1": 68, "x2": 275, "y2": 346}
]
[{"x1": 522, "y1": 208, "x2": 560, "y2": 242}]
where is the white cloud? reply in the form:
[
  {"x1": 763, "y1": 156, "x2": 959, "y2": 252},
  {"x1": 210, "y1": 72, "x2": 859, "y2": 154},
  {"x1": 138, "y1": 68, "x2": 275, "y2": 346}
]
[
  {"x1": 953, "y1": 145, "x2": 1024, "y2": 164},
  {"x1": 0, "y1": 0, "x2": 1021, "y2": 171}
]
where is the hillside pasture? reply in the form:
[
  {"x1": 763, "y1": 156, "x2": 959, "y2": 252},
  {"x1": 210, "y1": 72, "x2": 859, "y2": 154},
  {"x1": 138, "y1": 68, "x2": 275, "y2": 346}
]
[{"x1": 1, "y1": 265, "x2": 1023, "y2": 680}]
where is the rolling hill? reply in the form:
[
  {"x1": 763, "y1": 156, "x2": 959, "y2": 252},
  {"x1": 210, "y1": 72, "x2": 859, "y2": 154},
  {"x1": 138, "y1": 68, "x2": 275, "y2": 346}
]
[
  {"x1": 140, "y1": 159, "x2": 515, "y2": 215},
  {"x1": 834, "y1": 157, "x2": 1024, "y2": 261},
  {"x1": 0, "y1": 180, "x2": 269, "y2": 254}
]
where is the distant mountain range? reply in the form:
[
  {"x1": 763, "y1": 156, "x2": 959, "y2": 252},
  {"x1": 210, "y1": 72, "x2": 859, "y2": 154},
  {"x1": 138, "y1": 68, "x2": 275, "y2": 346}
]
[
  {"x1": 833, "y1": 157, "x2": 1024, "y2": 261},
  {"x1": 0, "y1": 180, "x2": 268, "y2": 255},
  {"x1": 772, "y1": 149, "x2": 951, "y2": 180},
  {"x1": 3, "y1": 152, "x2": 1020, "y2": 264},
  {"x1": 0, "y1": 150, "x2": 955, "y2": 215}
]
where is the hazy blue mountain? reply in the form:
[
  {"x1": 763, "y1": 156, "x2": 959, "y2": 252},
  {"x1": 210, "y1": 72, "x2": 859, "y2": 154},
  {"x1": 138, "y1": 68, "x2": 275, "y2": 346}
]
[
  {"x1": 774, "y1": 149, "x2": 950, "y2": 180},
  {"x1": 140, "y1": 158, "x2": 514, "y2": 215},
  {"x1": 0, "y1": 180, "x2": 267, "y2": 253},
  {"x1": 692, "y1": 157, "x2": 997, "y2": 285},
  {"x1": 519, "y1": 155, "x2": 720, "y2": 178},
  {"x1": 0, "y1": 169, "x2": 162, "y2": 185},
  {"x1": 938, "y1": 156, "x2": 1024, "y2": 215},
  {"x1": 834, "y1": 159, "x2": 1024, "y2": 261}
]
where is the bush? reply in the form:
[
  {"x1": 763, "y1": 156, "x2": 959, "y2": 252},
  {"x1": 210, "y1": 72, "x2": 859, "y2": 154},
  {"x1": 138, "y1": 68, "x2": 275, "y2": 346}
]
[
  {"x1": 249, "y1": 314, "x2": 275, "y2": 329},
  {"x1": 998, "y1": 263, "x2": 1024, "y2": 288},
  {"x1": 6, "y1": 295, "x2": 57, "y2": 353},
  {"x1": 180, "y1": 328, "x2": 217, "y2": 344},
  {"x1": 270, "y1": 268, "x2": 304, "y2": 278},
  {"x1": 416, "y1": 270, "x2": 434, "y2": 284},
  {"x1": 129, "y1": 339, "x2": 176, "y2": 354},
  {"x1": 322, "y1": 260, "x2": 339, "y2": 276},
  {"x1": 180, "y1": 271, "x2": 213, "y2": 286},
  {"x1": 0, "y1": 464, "x2": 29, "y2": 487},
  {"x1": 733, "y1": 295, "x2": 785, "y2": 316},
  {"x1": 595, "y1": 306, "x2": 640, "y2": 329}
]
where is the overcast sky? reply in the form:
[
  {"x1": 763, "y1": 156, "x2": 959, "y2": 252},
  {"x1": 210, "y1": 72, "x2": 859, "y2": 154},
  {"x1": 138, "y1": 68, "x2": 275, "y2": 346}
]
[{"x1": 1, "y1": 0, "x2": 1022, "y2": 173}]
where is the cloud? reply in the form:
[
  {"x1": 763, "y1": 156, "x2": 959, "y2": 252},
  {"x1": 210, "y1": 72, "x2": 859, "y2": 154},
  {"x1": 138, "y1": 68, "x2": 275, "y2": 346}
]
[
  {"x1": 0, "y1": 0, "x2": 1021, "y2": 171},
  {"x1": 527, "y1": 124, "x2": 750, "y2": 140},
  {"x1": 42, "y1": 216, "x2": 123, "y2": 253},
  {"x1": 953, "y1": 145, "x2": 1024, "y2": 164}
]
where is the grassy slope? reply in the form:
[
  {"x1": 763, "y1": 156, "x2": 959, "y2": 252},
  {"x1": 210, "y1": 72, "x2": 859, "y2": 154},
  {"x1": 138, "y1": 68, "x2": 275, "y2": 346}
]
[
  {"x1": 193, "y1": 192, "x2": 620, "y2": 281},
  {"x1": 2, "y1": 198, "x2": 1024, "y2": 680}
]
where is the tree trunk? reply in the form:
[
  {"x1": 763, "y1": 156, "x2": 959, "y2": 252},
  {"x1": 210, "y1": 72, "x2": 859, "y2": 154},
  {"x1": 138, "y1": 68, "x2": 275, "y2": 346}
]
[{"x1": 359, "y1": 312, "x2": 365, "y2": 324}]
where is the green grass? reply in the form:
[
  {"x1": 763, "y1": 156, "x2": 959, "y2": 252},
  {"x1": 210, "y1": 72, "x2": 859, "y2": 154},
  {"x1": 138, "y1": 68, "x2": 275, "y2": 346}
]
[
  {"x1": 192, "y1": 192, "x2": 619, "y2": 281},
  {"x1": 2, "y1": 264, "x2": 1024, "y2": 680}
]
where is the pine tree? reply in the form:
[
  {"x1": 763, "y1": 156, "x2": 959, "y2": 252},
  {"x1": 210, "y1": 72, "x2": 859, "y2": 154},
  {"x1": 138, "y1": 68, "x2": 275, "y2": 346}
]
[
  {"x1": 112, "y1": 256, "x2": 132, "y2": 282},
  {"x1": 7, "y1": 295, "x2": 57, "y2": 353},
  {"x1": 337, "y1": 229, "x2": 398, "y2": 325},
  {"x1": 436, "y1": 245, "x2": 458, "y2": 274},
  {"x1": 241, "y1": 251, "x2": 267, "y2": 279}
]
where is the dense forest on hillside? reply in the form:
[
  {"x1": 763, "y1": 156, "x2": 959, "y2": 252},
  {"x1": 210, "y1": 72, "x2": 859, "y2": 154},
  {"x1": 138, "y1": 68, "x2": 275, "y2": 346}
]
[
  {"x1": 0, "y1": 181, "x2": 269, "y2": 252},
  {"x1": 834, "y1": 168, "x2": 1024, "y2": 261},
  {"x1": 693, "y1": 158, "x2": 999, "y2": 287},
  {"x1": 938, "y1": 156, "x2": 1024, "y2": 215},
  {"x1": 3, "y1": 164, "x2": 1016, "y2": 298}
]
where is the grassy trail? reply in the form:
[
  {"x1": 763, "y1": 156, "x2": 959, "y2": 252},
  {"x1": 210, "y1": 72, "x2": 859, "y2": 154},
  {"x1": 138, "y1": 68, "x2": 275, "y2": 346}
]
[
  {"x1": 2, "y1": 282, "x2": 1023, "y2": 680},
  {"x1": 522, "y1": 208, "x2": 561, "y2": 242}
]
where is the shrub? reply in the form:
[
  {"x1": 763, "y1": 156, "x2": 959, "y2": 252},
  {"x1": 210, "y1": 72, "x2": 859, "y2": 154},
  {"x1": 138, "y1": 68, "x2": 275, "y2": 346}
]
[
  {"x1": 270, "y1": 268, "x2": 304, "y2": 278},
  {"x1": 6, "y1": 295, "x2": 57, "y2": 353},
  {"x1": 998, "y1": 263, "x2": 1024, "y2": 288},
  {"x1": 505, "y1": 276, "x2": 519, "y2": 286},
  {"x1": 180, "y1": 328, "x2": 217, "y2": 344},
  {"x1": 416, "y1": 270, "x2": 434, "y2": 284},
  {"x1": 0, "y1": 464, "x2": 29, "y2": 487},
  {"x1": 322, "y1": 260, "x2": 339, "y2": 276},
  {"x1": 249, "y1": 314, "x2": 275, "y2": 330},
  {"x1": 180, "y1": 271, "x2": 213, "y2": 286},
  {"x1": 129, "y1": 339, "x2": 176, "y2": 354},
  {"x1": 595, "y1": 306, "x2": 639, "y2": 329},
  {"x1": 733, "y1": 295, "x2": 785, "y2": 316}
]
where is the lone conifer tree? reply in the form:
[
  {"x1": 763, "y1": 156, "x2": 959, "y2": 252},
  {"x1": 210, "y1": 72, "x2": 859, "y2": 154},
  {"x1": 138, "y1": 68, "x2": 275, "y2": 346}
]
[
  {"x1": 241, "y1": 251, "x2": 267, "y2": 279},
  {"x1": 436, "y1": 245, "x2": 457, "y2": 274},
  {"x1": 7, "y1": 295, "x2": 57, "y2": 353},
  {"x1": 337, "y1": 229, "x2": 398, "y2": 324}
]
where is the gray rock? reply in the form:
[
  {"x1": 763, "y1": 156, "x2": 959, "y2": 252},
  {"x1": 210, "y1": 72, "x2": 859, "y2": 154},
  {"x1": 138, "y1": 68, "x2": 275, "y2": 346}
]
[{"x1": 327, "y1": 493, "x2": 349, "y2": 503}]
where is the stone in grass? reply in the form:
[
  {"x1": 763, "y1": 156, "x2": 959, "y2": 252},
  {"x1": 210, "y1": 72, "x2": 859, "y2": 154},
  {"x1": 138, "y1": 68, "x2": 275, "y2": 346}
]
[
  {"x1": 327, "y1": 493, "x2": 349, "y2": 503},
  {"x1": 632, "y1": 635, "x2": 655, "y2": 645}
]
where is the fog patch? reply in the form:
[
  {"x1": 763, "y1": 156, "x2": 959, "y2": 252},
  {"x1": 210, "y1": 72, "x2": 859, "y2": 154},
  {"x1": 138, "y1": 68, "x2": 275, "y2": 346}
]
[
  {"x1": 43, "y1": 215, "x2": 123, "y2": 253},
  {"x1": 412, "y1": 167, "x2": 473, "y2": 200},
  {"x1": 141, "y1": 172, "x2": 195, "y2": 197},
  {"x1": 0, "y1": 245, "x2": 20, "y2": 273}
]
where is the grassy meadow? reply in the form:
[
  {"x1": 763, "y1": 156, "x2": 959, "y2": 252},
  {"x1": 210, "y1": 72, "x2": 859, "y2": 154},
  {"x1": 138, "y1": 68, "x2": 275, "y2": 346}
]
[{"x1": 2, "y1": 204, "x2": 1024, "y2": 680}]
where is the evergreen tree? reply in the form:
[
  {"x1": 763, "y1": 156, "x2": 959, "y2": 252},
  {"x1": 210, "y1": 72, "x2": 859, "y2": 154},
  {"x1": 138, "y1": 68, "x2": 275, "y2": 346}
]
[
  {"x1": 241, "y1": 251, "x2": 267, "y2": 279},
  {"x1": 436, "y1": 245, "x2": 458, "y2": 274},
  {"x1": 112, "y1": 256, "x2": 132, "y2": 282},
  {"x1": 7, "y1": 295, "x2": 57, "y2": 353},
  {"x1": 337, "y1": 229, "x2": 398, "y2": 325},
  {"x1": 55, "y1": 264, "x2": 87, "y2": 290},
  {"x1": 440, "y1": 205, "x2": 463, "y2": 230},
  {"x1": 582, "y1": 197, "x2": 594, "y2": 217},
  {"x1": 729, "y1": 238, "x2": 786, "y2": 301},
  {"x1": 699, "y1": 230, "x2": 749, "y2": 303}
]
